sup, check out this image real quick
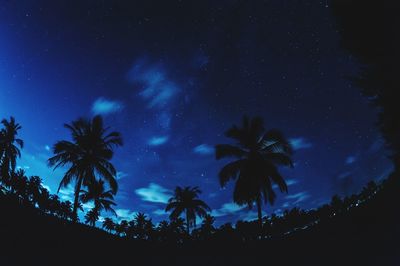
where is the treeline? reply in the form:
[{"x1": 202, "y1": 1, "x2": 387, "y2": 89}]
[
  {"x1": 0, "y1": 165, "x2": 382, "y2": 243},
  {"x1": 0, "y1": 114, "x2": 387, "y2": 243}
]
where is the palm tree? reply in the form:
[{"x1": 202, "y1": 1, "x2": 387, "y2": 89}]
[
  {"x1": 165, "y1": 186, "x2": 210, "y2": 234},
  {"x1": 85, "y1": 208, "x2": 99, "y2": 227},
  {"x1": 102, "y1": 217, "x2": 115, "y2": 233},
  {"x1": 27, "y1": 176, "x2": 43, "y2": 206},
  {"x1": 11, "y1": 169, "x2": 29, "y2": 202},
  {"x1": 80, "y1": 179, "x2": 117, "y2": 217},
  {"x1": 201, "y1": 214, "x2": 215, "y2": 231},
  {"x1": 132, "y1": 212, "x2": 153, "y2": 240},
  {"x1": 115, "y1": 220, "x2": 129, "y2": 237},
  {"x1": 58, "y1": 200, "x2": 73, "y2": 220},
  {"x1": 37, "y1": 188, "x2": 51, "y2": 213},
  {"x1": 200, "y1": 214, "x2": 216, "y2": 239},
  {"x1": 215, "y1": 116, "x2": 293, "y2": 229},
  {"x1": 48, "y1": 115, "x2": 122, "y2": 221},
  {"x1": 156, "y1": 220, "x2": 170, "y2": 241},
  {"x1": 0, "y1": 117, "x2": 23, "y2": 185}
]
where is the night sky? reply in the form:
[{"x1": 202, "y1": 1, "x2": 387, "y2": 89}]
[{"x1": 0, "y1": 1, "x2": 392, "y2": 224}]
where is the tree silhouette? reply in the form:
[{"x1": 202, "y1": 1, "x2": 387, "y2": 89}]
[
  {"x1": 0, "y1": 117, "x2": 23, "y2": 186},
  {"x1": 166, "y1": 186, "x2": 210, "y2": 234},
  {"x1": 85, "y1": 208, "x2": 99, "y2": 227},
  {"x1": 27, "y1": 176, "x2": 43, "y2": 206},
  {"x1": 155, "y1": 220, "x2": 170, "y2": 241},
  {"x1": 131, "y1": 212, "x2": 153, "y2": 240},
  {"x1": 48, "y1": 115, "x2": 122, "y2": 221},
  {"x1": 115, "y1": 220, "x2": 129, "y2": 237},
  {"x1": 80, "y1": 179, "x2": 117, "y2": 217},
  {"x1": 199, "y1": 214, "x2": 215, "y2": 239},
  {"x1": 331, "y1": 0, "x2": 400, "y2": 169},
  {"x1": 102, "y1": 217, "x2": 115, "y2": 233},
  {"x1": 215, "y1": 116, "x2": 293, "y2": 229},
  {"x1": 60, "y1": 200, "x2": 73, "y2": 220}
]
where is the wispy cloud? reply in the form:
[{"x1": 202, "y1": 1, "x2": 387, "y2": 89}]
[
  {"x1": 135, "y1": 183, "x2": 172, "y2": 204},
  {"x1": 41, "y1": 183, "x2": 51, "y2": 192},
  {"x1": 273, "y1": 178, "x2": 298, "y2": 190},
  {"x1": 116, "y1": 171, "x2": 129, "y2": 180},
  {"x1": 337, "y1": 171, "x2": 352, "y2": 179},
  {"x1": 345, "y1": 155, "x2": 357, "y2": 165},
  {"x1": 211, "y1": 202, "x2": 246, "y2": 217},
  {"x1": 92, "y1": 97, "x2": 124, "y2": 115},
  {"x1": 128, "y1": 60, "x2": 179, "y2": 109},
  {"x1": 158, "y1": 111, "x2": 172, "y2": 130},
  {"x1": 148, "y1": 136, "x2": 169, "y2": 146},
  {"x1": 59, "y1": 185, "x2": 74, "y2": 201},
  {"x1": 82, "y1": 202, "x2": 95, "y2": 211},
  {"x1": 115, "y1": 209, "x2": 137, "y2": 221},
  {"x1": 285, "y1": 191, "x2": 311, "y2": 204},
  {"x1": 153, "y1": 209, "x2": 168, "y2": 216},
  {"x1": 193, "y1": 144, "x2": 214, "y2": 155},
  {"x1": 289, "y1": 137, "x2": 313, "y2": 150}
]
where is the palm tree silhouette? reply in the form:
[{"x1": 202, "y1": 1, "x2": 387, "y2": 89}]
[
  {"x1": 80, "y1": 179, "x2": 117, "y2": 217},
  {"x1": 0, "y1": 117, "x2": 23, "y2": 186},
  {"x1": 200, "y1": 214, "x2": 216, "y2": 239},
  {"x1": 115, "y1": 220, "x2": 129, "y2": 237},
  {"x1": 27, "y1": 176, "x2": 43, "y2": 206},
  {"x1": 215, "y1": 116, "x2": 293, "y2": 229},
  {"x1": 60, "y1": 200, "x2": 73, "y2": 220},
  {"x1": 48, "y1": 115, "x2": 122, "y2": 221},
  {"x1": 85, "y1": 208, "x2": 99, "y2": 227},
  {"x1": 165, "y1": 186, "x2": 210, "y2": 234},
  {"x1": 102, "y1": 217, "x2": 115, "y2": 233}
]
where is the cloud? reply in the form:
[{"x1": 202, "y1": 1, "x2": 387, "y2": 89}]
[
  {"x1": 272, "y1": 178, "x2": 298, "y2": 190},
  {"x1": 153, "y1": 209, "x2": 168, "y2": 216},
  {"x1": 193, "y1": 144, "x2": 214, "y2": 155},
  {"x1": 116, "y1": 171, "x2": 129, "y2": 180},
  {"x1": 82, "y1": 202, "x2": 95, "y2": 211},
  {"x1": 92, "y1": 97, "x2": 124, "y2": 115},
  {"x1": 128, "y1": 60, "x2": 179, "y2": 108},
  {"x1": 289, "y1": 137, "x2": 313, "y2": 150},
  {"x1": 237, "y1": 210, "x2": 269, "y2": 222},
  {"x1": 115, "y1": 209, "x2": 137, "y2": 221},
  {"x1": 285, "y1": 191, "x2": 311, "y2": 204},
  {"x1": 158, "y1": 112, "x2": 172, "y2": 130},
  {"x1": 41, "y1": 183, "x2": 51, "y2": 192},
  {"x1": 148, "y1": 136, "x2": 169, "y2": 146},
  {"x1": 45, "y1": 145, "x2": 51, "y2": 152},
  {"x1": 345, "y1": 155, "x2": 357, "y2": 165},
  {"x1": 337, "y1": 171, "x2": 352, "y2": 179},
  {"x1": 59, "y1": 185, "x2": 74, "y2": 201},
  {"x1": 135, "y1": 183, "x2": 172, "y2": 204},
  {"x1": 211, "y1": 202, "x2": 246, "y2": 217}
]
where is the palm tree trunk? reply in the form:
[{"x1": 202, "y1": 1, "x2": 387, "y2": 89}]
[
  {"x1": 72, "y1": 178, "x2": 83, "y2": 222},
  {"x1": 186, "y1": 210, "x2": 190, "y2": 235},
  {"x1": 256, "y1": 197, "x2": 263, "y2": 234}
]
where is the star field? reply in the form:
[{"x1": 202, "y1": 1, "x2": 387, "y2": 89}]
[{"x1": 0, "y1": 1, "x2": 392, "y2": 224}]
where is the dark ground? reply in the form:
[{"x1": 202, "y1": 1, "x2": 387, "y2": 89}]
[{"x1": 1, "y1": 175, "x2": 399, "y2": 266}]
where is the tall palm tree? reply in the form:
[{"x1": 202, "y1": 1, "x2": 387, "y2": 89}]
[
  {"x1": 80, "y1": 179, "x2": 117, "y2": 216},
  {"x1": 165, "y1": 186, "x2": 210, "y2": 234},
  {"x1": 215, "y1": 116, "x2": 293, "y2": 229},
  {"x1": 48, "y1": 115, "x2": 122, "y2": 221},
  {"x1": 0, "y1": 117, "x2": 23, "y2": 185}
]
